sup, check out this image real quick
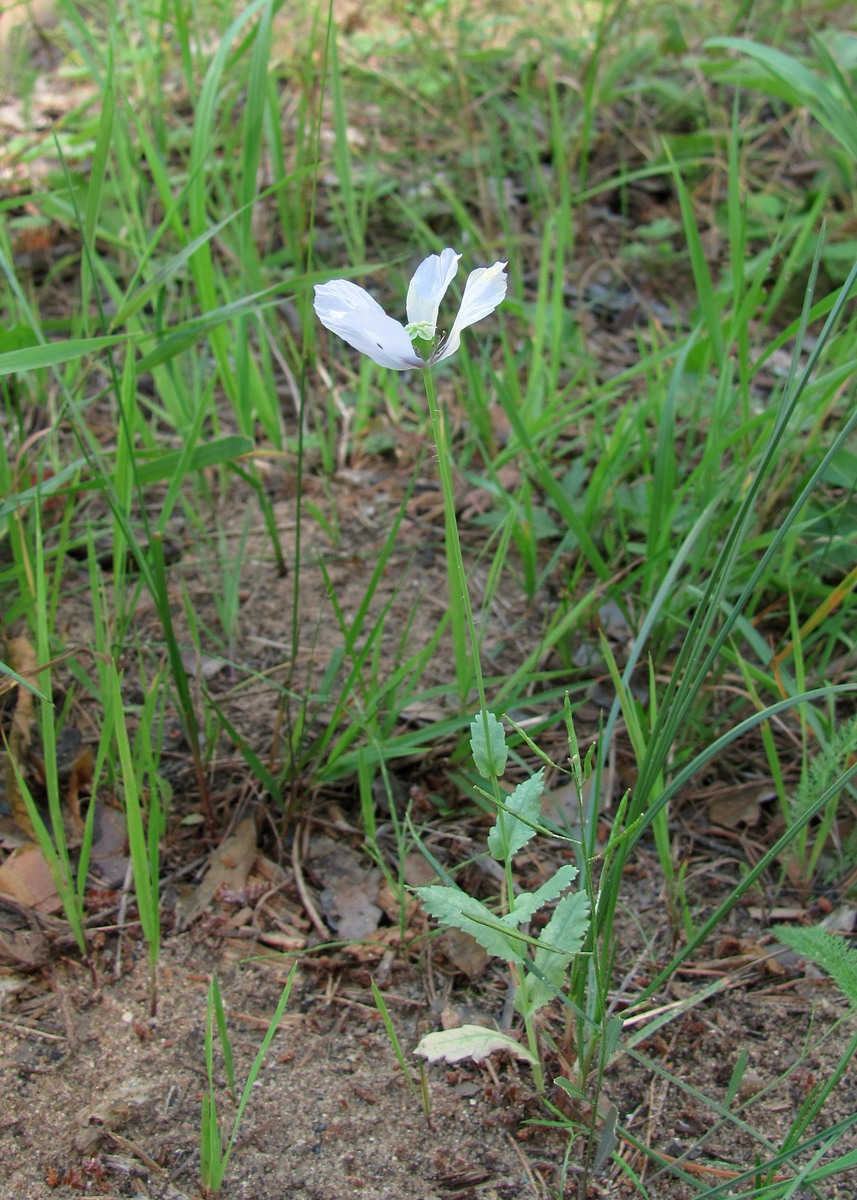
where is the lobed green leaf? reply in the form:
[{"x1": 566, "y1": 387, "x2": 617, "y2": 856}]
[
  {"x1": 415, "y1": 884, "x2": 526, "y2": 963},
  {"x1": 470, "y1": 711, "x2": 508, "y2": 779},
  {"x1": 487, "y1": 769, "x2": 546, "y2": 862}
]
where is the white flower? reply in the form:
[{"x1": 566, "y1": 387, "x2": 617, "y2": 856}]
[{"x1": 314, "y1": 247, "x2": 507, "y2": 371}]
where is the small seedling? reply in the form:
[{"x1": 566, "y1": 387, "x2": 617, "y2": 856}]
[
  {"x1": 200, "y1": 966, "x2": 296, "y2": 1195},
  {"x1": 413, "y1": 712, "x2": 590, "y2": 1093},
  {"x1": 370, "y1": 977, "x2": 432, "y2": 1123}
]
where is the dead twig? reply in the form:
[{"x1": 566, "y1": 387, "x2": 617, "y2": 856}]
[{"x1": 291, "y1": 822, "x2": 328, "y2": 939}]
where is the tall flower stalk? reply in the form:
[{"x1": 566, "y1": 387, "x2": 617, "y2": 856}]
[
  {"x1": 314, "y1": 246, "x2": 507, "y2": 725},
  {"x1": 315, "y1": 248, "x2": 541, "y2": 1061},
  {"x1": 421, "y1": 367, "x2": 490, "y2": 714}
]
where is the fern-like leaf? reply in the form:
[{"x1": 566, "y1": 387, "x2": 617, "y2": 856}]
[{"x1": 775, "y1": 924, "x2": 857, "y2": 1006}]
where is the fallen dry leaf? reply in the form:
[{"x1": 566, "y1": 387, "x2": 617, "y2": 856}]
[
  {"x1": 441, "y1": 927, "x2": 490, "y2": 978},
  {"x1": 324, "y1": 878, "x2": 383, "y2": 940},
  {"x1": 820, "y1": 903, "x2": 857, "y2": 933},
  {"x1": 0, "y1": 841, "x2": 61, "y2": 913},
  {"x1": 375, "y1": 879, "x2": 420, "y2": 925},
  {"x1": 402, "y1": 853, "x2": 437, "y2": 888},
  {"x1": 309, "y1": 834, "x2": 383, "y2": 940},
  {"x1": 706, "y1": 780, "x2": 776, "y2": 829},
  {"x1": 74, "y1": 1081, "x2": 158, "y2": 1153},
  {"x1": 0, "y1": 896, "x2": 49, "y2": 967},
  {"x1": 177, "y1": 816, "x2": 257, "y2": 928},
  {"x1": 89, "y1": 802, "x2": 130, "y2": 886}
]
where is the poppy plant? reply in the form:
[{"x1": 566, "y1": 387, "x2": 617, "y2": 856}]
[{"x1": 313, "y1": 247, "x2": 507, "y2": 370}]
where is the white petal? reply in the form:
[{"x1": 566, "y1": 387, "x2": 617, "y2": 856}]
[
  {"x1": 433, "y1": 261, "x2": 507, "y2": 363},
  {"x1": 405, "y1": 248, "x2": 461, "y2": 335},
  {"x1": 314, "y1": 280, "x2": 424, "y2": 370}
]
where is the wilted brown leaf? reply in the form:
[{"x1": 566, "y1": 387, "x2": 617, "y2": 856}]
[
  {"x1": 0, "y1": 896, "x2": 49, "y2": 967},
  {"x1": 441, "y1": 928, "x2": 490, "y2": 978},
  {"x1": 706, "y1": 780, "x2": 776, "y2": 829},
  {"x1": 73, "y1": 1081, "x2": 158, "y2": 1153},
  {"x1": 177, "y1": 816, "x2": 257, "y2": 928},
  {"x1": 309, "y1": 835, "x2": 382, "y2": 940},
  {"x1": 0, "y1": 842, "x2": 60, "y2": 912}
]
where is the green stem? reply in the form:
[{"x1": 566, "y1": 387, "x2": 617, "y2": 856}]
[
  {"x1": 422, "y1": 370, "x2": 546, "y2": 1087},
  {"x1": 524, "y1": 1007, "x2": 545, "y2": 1092},
  {"x1": 509, "y1": 958, "x2": 545, "y2": 1092},
  {"x1": 422, "y1": 370, "x2": 488, "y2": 705},
  {"x1": 422, "y1": 369, "x2": 506, "y2": 793}
]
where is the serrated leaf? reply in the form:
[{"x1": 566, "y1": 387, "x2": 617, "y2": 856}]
[
  {"x1": 414, "y1": 1024, "x2": 537, "y2": 1066},
  {"x1": 538, "y1": 888, "x2": 591, "y2": 961},
  {"x1": 517, "y1": 889, "x2": 591, "y2": 1013},
  {"x1": 415, "y1": 885, "x2": 526, "y2": 963},
  {"x1": 470, "y1": 712, "x2": 508, "y2": 779},
  {"x1": 487, "y1": 769, "x2": 545, "y2": 862},
  {"x1": 509, "y1": 863, "x2": 578, "y2": 924}
]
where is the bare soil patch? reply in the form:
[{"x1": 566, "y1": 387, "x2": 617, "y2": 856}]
[{"x1": 2, "y1": 796, "x2": 856, "y2": 1199}]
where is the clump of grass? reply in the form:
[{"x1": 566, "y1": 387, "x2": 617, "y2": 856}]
[{"x1": 200, "y1": 967, "x2": 296, "y2": 1195}]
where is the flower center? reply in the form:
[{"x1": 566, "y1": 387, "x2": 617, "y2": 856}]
[{"x1": 406, "y1": 320, "x2": 436, "y2": 344}]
